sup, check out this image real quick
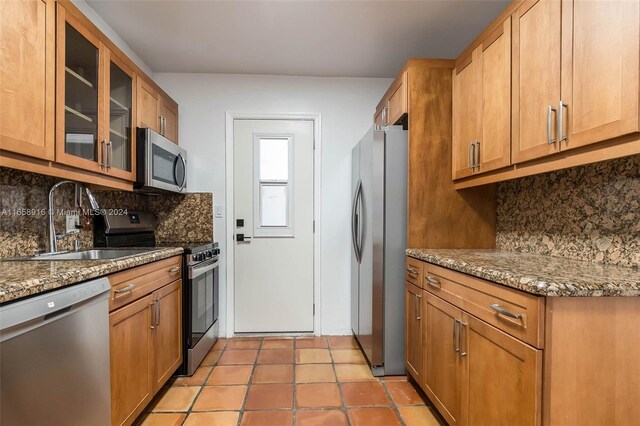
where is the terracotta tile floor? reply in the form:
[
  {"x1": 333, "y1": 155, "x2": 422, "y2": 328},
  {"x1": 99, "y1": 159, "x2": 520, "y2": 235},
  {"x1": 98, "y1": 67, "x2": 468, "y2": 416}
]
[{"x1": 138, "y1": 336, "x2": 444, "y2": 426}]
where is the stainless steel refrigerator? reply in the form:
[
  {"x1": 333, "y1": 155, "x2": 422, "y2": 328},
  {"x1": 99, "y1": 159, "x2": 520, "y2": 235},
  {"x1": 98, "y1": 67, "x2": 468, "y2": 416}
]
[{"x1": 351, "y1": 125, "x2": 407, "y2": 376}]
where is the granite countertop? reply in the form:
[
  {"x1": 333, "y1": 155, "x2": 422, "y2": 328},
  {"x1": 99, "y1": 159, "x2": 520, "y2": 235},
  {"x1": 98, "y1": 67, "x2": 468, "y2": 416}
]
[
  {"x1": 406, "y1": 248, "x2": 640, "y2": 297},
  {"x1": 0, "y1": 247, "x2": 184, "y2": 304}
]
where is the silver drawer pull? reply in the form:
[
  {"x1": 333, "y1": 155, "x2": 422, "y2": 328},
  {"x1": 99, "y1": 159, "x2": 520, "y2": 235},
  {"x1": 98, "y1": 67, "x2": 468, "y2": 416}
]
[
  {"x1": 489, "y1": 303, "x2": 523, "y2": 320},
  {"x1": 169, "y1": 266, "x2": 180, "y2": 274},
  {"x1": 114, "y1": 283, "x2": 136, "y2": 294},
  {"x1": 425, "y1": 276, "x2": 441, "y2": 288},
  {"x1": 406, "y1": 267, "x2": 418, "y2": 278}
]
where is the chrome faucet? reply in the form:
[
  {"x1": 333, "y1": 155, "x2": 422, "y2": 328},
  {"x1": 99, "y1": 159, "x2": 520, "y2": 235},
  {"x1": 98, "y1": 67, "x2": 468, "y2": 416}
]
[{"x1": 48, "y1": 181, "x2": 100, "y2": 253}]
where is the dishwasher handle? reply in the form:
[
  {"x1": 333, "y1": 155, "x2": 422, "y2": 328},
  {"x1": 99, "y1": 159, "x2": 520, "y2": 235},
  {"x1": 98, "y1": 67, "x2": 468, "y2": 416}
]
[{"x1": 0, "y1": 277, "x2": 110, "y2": 342}]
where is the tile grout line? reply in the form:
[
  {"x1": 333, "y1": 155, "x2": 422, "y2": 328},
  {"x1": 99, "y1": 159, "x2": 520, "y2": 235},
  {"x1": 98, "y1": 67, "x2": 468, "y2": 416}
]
[
  {"x1": 236, "y1": 337, "x2": 262, "y2": 425},
  {"x1": 331, "y1": 345, "x2": 354, "y2": 426},
  {"x1": 146, "y1": 336, "x2": 443, "y2": 425},
  {"x1": 380, "y1": 378, "x2": 409, "y2": 426}
]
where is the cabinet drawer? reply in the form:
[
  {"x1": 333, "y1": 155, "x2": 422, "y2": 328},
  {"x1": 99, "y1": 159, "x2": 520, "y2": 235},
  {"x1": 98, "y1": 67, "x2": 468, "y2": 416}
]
[
  {"x1": 109, "y1": 256, "x2": 182, "y2": 312},
  {"x1": 423, "y1": 263, "x2": 544, "y2": 348},
  {"x1": 405, "y1": 257, "x2": 424, "y2": 287}
]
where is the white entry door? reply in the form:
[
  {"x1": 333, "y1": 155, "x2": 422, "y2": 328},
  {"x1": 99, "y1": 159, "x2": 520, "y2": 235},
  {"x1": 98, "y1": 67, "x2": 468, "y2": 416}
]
[{"x1": 233, "y1": 119, "x2": 315, "y2": 333}]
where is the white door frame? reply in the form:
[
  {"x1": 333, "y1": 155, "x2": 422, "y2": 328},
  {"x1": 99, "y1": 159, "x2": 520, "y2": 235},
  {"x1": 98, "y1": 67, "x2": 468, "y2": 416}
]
[{"x1": 225, "y1": 112, "x2": 322, "y2": 337}]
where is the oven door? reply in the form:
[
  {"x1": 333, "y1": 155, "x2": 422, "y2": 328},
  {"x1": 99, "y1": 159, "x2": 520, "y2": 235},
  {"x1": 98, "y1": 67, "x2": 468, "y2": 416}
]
[{"x1": 187, "y1": 258, "x2": 219, "y2": 349}]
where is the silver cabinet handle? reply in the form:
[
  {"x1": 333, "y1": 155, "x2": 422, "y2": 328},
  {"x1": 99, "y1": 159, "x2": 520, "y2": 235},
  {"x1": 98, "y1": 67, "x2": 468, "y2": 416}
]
[
  {"x1": 474, "y1": 140, "x2": 480, "y2": 168},
  {"x1": 406, "y1": 267, "x2": 418, "y2": 278},
  {"x1": 156, "y1": 299, "x2": 160, "y2": 327},
  {"x1": 453, "y1": 318, "x2": 460, "y2": 353},
  {"x1": 159, "y1": 116, "x2": 163, "y2": 135},
  {"x1": 382, "y1": 106, "x2": 388, "y2": 126},
  {"x1": 547, "y1": 105, "x2": 557, "y2": 145},
  {"x1": 150, "y1": 300, "x2": 156, "y2": 329},
  {"x1": 558, "y1": 100, "x2": 567, "y2": 143},
  {"x1": 99, "y1": 140, "x2": 107, "y2": 167},
  {"x1": 426, "y1": 275, "x2": 441, "y2": 288},
  {"x1": 459, "y1": 321, "x2": 467, "y2": 357},
  {"x1": 106, "y1": 140, "x2": 112, "y2": 169},
  {"x1": 169, "y1": 266, "x2": 180, "y2": 274},
  {"x1": 415, "y1": 294, "x2": 422, "y2": 321},
  {"x1": 114, "y1": 283, "x2": 136, "y2": 294},
  {"x1": 468, "y1": 142, "x2": 474, "y2": 169},
  {"x1": 489, "y1": 303, "x2": 523, "y2": 320}
]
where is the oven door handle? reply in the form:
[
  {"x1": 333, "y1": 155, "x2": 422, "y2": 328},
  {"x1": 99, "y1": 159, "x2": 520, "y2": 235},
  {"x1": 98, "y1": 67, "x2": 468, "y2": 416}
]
[{"x1": 188, "y1": 259, "x2": 219, "y2": 279}]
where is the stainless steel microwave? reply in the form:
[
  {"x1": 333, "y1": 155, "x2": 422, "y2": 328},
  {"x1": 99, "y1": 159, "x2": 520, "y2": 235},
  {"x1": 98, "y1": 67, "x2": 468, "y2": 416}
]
[{"x1": 135, "y1": 128, "x2": 187, "y2": 194}]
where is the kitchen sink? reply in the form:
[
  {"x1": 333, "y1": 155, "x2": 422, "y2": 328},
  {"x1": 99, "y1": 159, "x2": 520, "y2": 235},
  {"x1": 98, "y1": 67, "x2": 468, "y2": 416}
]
[{"x1": 8, "y1": 248, "x2": 156, "y2": 261}]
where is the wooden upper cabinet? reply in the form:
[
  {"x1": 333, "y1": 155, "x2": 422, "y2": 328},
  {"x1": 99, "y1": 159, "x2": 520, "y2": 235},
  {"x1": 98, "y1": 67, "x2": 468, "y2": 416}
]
[
  {"x1": 560, "y1": 0, "x2": 639, "y2": 151},
  {"x1": 477, "y1": 16, "x2": 511, "y2": 174},
  {"x1": 106, "y1": 51, "x2": 136, "y2": 181},
  {"x1": 387, "y1": 71, "x2": 408, "y2": 125},
  {"x1": 137, "y1": 79, "x2": 179, "y2": 144},
  {"x1": 404, "y1": 283, "x2": 423, "y2": 382},
  {"x1": 0, "y1": 0, "x2": 55, "y2": 161},
  {"x1": 137, "y1": 78, "x2": 160, "y2": 133},
  {"x1": 56, "y1": 4, "x2": 137, "y2": 180},
  {"x1": 56, "y1": 5, "x2": 105, "y2": 174},
  {"x1": 374, "y1": 107, "x2": 384, "y2": 126},
  {"x1": 512, "y1": 0, "x2": 562, "y2": 164},
  {"x1": 452, "y1": 50, "x2": 480, "y2": 180},
  {"x1": 160, "y1": 99, "x2": 178, "y2": 144},
  {"x1": 373, "y1": 70, "x2": 408, "y2": 126}
]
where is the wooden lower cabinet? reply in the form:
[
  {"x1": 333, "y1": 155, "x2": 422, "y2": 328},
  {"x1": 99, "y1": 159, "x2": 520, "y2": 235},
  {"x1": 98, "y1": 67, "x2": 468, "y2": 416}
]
[
  {"x1": 109, "y1": 294, "x2": 155, "y2": 426},
  {"x1": 424, "y1": 293, "x2": 465, "y2": 426},
  {"x1": 405, "y1": 283, "x2": 423, "y2": 381},
  {"x1": 110, "y1": 278, "x2": 183, "y2": 426},
  {"x1": 422, "y1": 292, "x2": 541, "y2": 426},
  {"x1": 408, "y1": 257, "x2": 640, "y2": 425},
  {"x1": 152, "y1": 280, "x2": 182, "y2": 393},
  {"x1": 463, "y1": 312, "x2": 541, "y2": 426}
]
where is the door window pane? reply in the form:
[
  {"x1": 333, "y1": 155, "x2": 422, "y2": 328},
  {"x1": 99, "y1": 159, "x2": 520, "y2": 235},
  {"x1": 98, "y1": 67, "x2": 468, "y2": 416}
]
[
  {"x1": 254, "y1": 135, "x2": 294, "y2": 237},
  {"x1": 260, "y1": 138, "x2": 288, "y2": 180},
  {"x1": 260, "y1": 184, "x2": 288, "y2": 227}
]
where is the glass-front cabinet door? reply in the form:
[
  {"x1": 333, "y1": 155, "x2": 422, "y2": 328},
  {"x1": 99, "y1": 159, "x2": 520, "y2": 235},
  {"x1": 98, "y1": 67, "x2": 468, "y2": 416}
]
[
  {"x1": 106, "y1": 53, "x2": 135, "y2": 180},
  {"x1": 56, "y1": 4, "x2": 136, "y2": 180},
  {"x1": 56, "y1": 7, "x2": 104, "y2": 173}
]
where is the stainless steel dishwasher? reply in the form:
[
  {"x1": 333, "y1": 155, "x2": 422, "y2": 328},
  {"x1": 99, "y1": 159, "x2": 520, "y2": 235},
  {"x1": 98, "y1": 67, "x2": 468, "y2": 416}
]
[{"x1": 1, "y1": 277, "x2": 111, "y2": 425}]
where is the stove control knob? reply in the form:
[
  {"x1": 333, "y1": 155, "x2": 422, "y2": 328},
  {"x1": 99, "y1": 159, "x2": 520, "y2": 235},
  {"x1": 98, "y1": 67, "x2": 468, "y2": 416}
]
[{"x1": 206, "y1": 250, "x2": 213, "y2": 258}]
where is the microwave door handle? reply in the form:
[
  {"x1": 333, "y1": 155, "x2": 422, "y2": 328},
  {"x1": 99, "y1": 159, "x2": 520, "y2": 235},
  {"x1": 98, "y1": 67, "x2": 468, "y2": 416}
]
[{"x1": 174, "y1": 154, "x2": 187, "y2": 191}]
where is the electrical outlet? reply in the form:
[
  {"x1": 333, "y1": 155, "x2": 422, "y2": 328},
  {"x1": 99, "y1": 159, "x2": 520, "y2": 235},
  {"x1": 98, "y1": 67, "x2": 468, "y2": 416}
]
[
  {"x1": 215, "y1": 205, "x2": 224, "y2": 218},
  {"x1": 66, "y1": 214, "x2": 80, "y2": 233}
]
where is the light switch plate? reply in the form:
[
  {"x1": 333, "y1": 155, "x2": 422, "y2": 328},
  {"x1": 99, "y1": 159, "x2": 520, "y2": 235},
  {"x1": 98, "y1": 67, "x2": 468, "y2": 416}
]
[
  {"x1": 66, "y1": 214, "x2": 80, "y2": 233},
  {"x1": 215, "y1": 205, "x2": 224, "y2": 218}
]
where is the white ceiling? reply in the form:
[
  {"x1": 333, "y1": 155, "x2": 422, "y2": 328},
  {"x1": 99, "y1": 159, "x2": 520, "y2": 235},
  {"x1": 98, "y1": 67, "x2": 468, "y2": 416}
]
[{"x1": 86, "y1": 0, "x2": 509, "y2": 78}]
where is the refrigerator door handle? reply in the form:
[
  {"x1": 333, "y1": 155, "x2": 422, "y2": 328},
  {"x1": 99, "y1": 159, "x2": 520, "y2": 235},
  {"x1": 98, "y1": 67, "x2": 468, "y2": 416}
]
[
  {"x1": 351, "y1": 180, "x2": 362, "y2": 263},
  {"x1": 356, "y1": 181, "x2": 364, "y2": 262}
]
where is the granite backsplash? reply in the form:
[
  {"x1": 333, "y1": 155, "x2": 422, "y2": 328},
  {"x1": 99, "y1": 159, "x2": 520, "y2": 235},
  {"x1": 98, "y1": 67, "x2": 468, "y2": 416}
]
[
  {"x1": 0, "y1": 168, "x2": 214, "y2": 258},
  {"x1": 496, "y1": 155, "x2": 640, "y2": 269}
]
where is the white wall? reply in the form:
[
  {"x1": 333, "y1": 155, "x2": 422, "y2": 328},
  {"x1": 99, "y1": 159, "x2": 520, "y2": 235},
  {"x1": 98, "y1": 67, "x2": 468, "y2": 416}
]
[
  {"x1": 71, "y1": 0, "x2": 154, "y2": 76},
  {"x1": 154, "y1": 73, "x2": 392, "y2": 335}
]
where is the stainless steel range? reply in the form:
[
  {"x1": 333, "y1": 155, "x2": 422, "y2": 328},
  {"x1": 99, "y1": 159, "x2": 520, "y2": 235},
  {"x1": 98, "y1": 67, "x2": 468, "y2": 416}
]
[{"x1": 94, "y1": 211, "x2": 219, "y2": 376}]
